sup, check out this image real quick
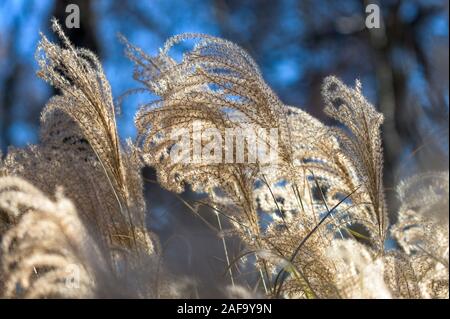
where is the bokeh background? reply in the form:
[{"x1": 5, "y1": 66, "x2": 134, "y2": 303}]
[{"x1": 0, "y1": 0, "x2": 448, "y2": 297}]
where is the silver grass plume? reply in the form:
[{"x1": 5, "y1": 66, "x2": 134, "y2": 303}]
[
  {"x1": 322, "y1": 76, "x2": 388, "y2": 244},
  {"x1": 326, "y1": 240, "x2": 391, "y2": 299},
  {"x1": 33, "y1": 19, "x2": 154, "y2": 265},
  {"x1": 0, "y1": 176, "x2": 168, "y2": 298},
  {"x1": 1, "y1": 20, "x2": 158, "y2": 296},
  {"x1": 0, "y1": 176, "x2": 102, "y2": 298},
  {"x1": 387, "y1": 172, "x2": 449, "y2": 298}
]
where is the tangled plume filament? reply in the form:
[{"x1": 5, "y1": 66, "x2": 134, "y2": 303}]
[{"x1": 169, "y1": 120, "x2": 279, "y2": 164}]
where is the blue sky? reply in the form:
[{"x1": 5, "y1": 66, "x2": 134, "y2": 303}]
[{"x1": 0, "y1": 0, "x2": 448, "y2": 155}]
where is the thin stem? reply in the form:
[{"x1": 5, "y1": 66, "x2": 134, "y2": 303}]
[{"x1": 216, "y1": 211, "x2": 235, "y2": 287}]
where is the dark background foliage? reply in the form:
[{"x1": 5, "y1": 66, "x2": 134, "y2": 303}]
[{"x1": 0, "y1": 0, "x2": 448, "y2": 297}]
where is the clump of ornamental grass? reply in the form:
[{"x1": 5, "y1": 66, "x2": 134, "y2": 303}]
[
  {"x1": 0, "y1": 19, "x2": 168, "y2": 298},
  {"x1": 122, "y1": 33, "x2": 448, "y2": 299},
  {"x1": 0, "y1": 20, "x2": 447, "y2": 299}
]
